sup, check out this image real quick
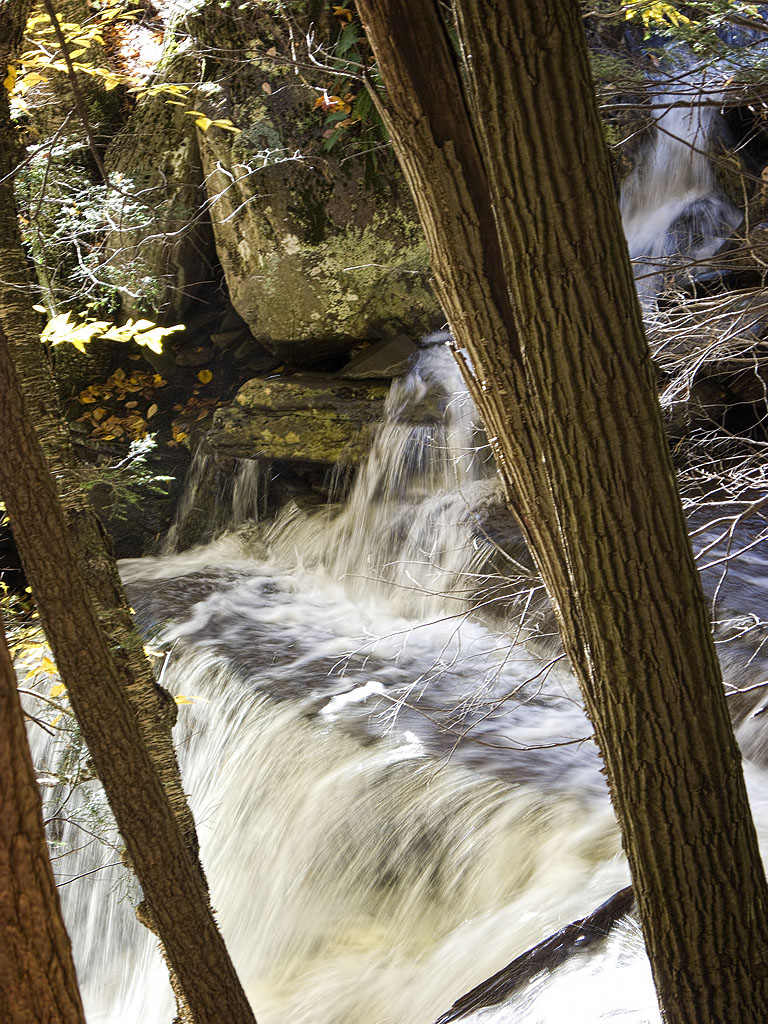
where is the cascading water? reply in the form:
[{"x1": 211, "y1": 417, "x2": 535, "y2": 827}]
[
  {"x1": 620, "y1": 69, "x2": 742, "y2": 302},
  {"x1": 29, "y1": 338, "x2": 768, "y2": 1024},
  {"x1": 266, "y1": 343, "x2": 496, "y2": 619},
  {"x1": 162, "y1": 446, "x2": 267, "y2": 553}
]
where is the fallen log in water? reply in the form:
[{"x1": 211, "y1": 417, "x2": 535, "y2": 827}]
[{"x1": 434, "y1": 885, "x2": 635, "y2": 1022}]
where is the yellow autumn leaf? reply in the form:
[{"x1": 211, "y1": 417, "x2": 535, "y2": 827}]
[
  {"x1": 50, "y1": 682, "x2": 66, "y2": 698},
  {"x1": 133, "y1": 323, "x2": 184, "y2": 354},
  {"x1": 195, "y1": 115, "x2": 212, "y2": 131},
  {"x1": 174, "y1": 695, "x2": 210, "y2": 705},
  {"x1": 147, "y1": 402, "x2": 158, "y2": 418},
  {"x1": 197, "y1": 369, "x2": 213, "y2": 384},
  {"x1": 41, "y1": 312, "x2": 110, "y2": 350},
  {"x1": 102, "y1": 321, "x2": 136, "y2": 341},
  {"x1": 4, "y1": 65, "x2": 17, "y2": 91},
  {"x1": 40, "y1": 311, "x2": 72, "y2": 342},
  {"x1": 211, "y1": 118, "x2": 242, "y2": 134},
  {"x1": 17, "y1": 71, "x2": 47, "y2": 94}
]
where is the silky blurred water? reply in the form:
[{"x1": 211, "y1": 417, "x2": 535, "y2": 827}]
[{"x1": 27, "y1": 342, "x2": 768, "y2": 1024}]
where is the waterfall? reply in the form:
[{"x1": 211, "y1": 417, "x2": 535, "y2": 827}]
[
  {"x1": 620, "y1": 69, "x2": 742, "y2": 302},
  {"x1": 266, "y1": 343, "x2": 499, "y2": 619},
  {"x1": 25, "y1": 336, "x2": 768, "y2": 1024},
  {"x1": 162, "y1": 445, "x2": 266, "y2": 553}
]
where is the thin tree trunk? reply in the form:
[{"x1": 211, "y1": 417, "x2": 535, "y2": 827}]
[
  {"x1": 356, "y1": 2, "x2": 768, "y2": 1021},
  {"x1": 0, "y1": 323, "x2": 257, "y2": 1023},
  {"x1": 0, "y1": 5, "x2": 200, "y2": 873},
  {"x1": 0, "y1": 612, "x2": 87, "y2": 1024}
]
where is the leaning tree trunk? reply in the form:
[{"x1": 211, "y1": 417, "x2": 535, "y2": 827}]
[
  {"x1": 0, "y1": 612, "x2": 86, "y2": 1024},
  {"x1": 356, "y1": 2, "x2": 768, "y2": 1022},
  {"x1": 0, "y1": 322, "x2": 257, "y2": 1024},
  {"x1": 0, "y1": 4, "x2": 200, "y2": 873}
]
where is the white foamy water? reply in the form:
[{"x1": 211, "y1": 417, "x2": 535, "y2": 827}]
[
  {"x1": 621, "y1": 69, "x2": 741, "y2": 302},
  {"x1": 28, "y1": 340, "x2": 768, "y2": 1024}
]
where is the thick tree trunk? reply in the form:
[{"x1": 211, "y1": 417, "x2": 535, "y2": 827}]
[
  {"x1": 0, "y1": 613, "x2": 86, "y2": 1024},
  {"x1": 356, "y1": 2, "x2": 768, "y2": 1021},
  {"x1": 0, "y1": 324, "x2": 257, "y2": 1023}
]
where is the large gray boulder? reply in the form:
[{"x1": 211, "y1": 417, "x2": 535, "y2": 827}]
[
  {"x1": 195, "y1": 76, "x2": 438, "y2": 363},
  {"x1": 100, "y1": 5, "x2": 440, "y2": 368}
]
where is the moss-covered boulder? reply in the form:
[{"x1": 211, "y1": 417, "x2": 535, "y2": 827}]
[
  {"x1": 199, "y1": 124, "x2": 437, "y2": 364},
  {"x1": 186, "y1": 4, "x2": 440, "y2": 365}
]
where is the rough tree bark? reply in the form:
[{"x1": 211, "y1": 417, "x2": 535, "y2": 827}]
[
  {"x1": 0, "y1": 6, "x2": 259, "y2": 1015},
  {"x1": 0, "y1": 0, "x2": 200, "y2": 875},
  {"x1": 355, "y1": 2, "x2": 768, "y2": 1022},
  {"x1": 0, "y1": 322, "x2": 257, "y2": 1023},
  {"x1": 0, "y1": 612, "x2": 86, "y2": 1024}
]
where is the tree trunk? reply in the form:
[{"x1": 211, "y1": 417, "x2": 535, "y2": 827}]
[
  {"x1": 0, "y1": 11, "x2": 247, "y2": 1017},
  {"x1": 0, "y1": 323, "x2": 257, "y2": 1023},
  {"x1": 0, "y1": 4, "x2": 201, "y2": 875},
  {"x1": 0, "y1": 612, "x2": 87, "y2": 1024},
  {"x1": 356, "y1": 2, "x2": 768, "y2": 1021}
]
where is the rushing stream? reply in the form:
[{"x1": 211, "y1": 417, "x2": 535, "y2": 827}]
[
  {"x1": 29, "y1": 340, "x2": 768, "y2": 1024},
  {"x1": 25, "y1": 56, "x2": 768, "y2": 1024},
  {"x1": 620, "y1": 69, "x2": 742, "y2": 302}
]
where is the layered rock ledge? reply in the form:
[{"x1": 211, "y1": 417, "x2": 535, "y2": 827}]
[{"x1": 208, "y1": 375, "x2": 390, "y2": 465}]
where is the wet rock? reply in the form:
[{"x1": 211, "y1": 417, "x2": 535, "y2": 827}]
[
  {"x1": 175, "y1": 345, "x2": 215, "y2": 367},
  {"x1": 339, "y1": 335, "x2": 418, "y2": 379},
  {"x1": 208, "y1": 375, "x2": 389, "y2": 465}
]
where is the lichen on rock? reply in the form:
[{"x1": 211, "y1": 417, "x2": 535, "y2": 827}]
[{"x1": 208, "y1": 374, "x2": 390, "y2": 465}]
